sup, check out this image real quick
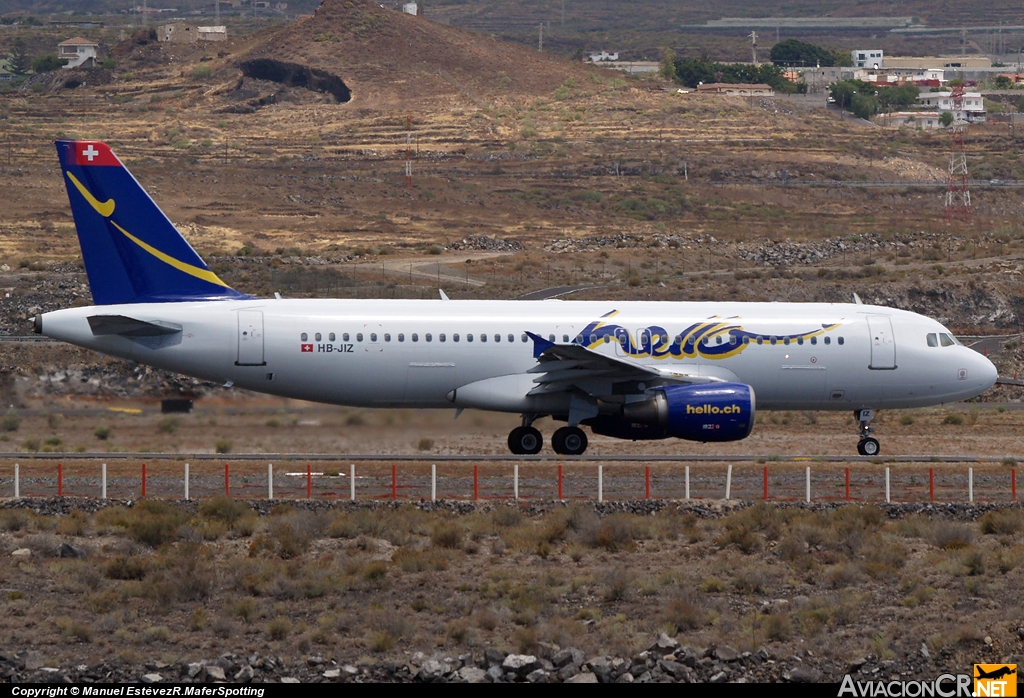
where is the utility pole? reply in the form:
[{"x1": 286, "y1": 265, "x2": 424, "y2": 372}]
[
  {"x1": 538, "y1": 22, "x2": 543, "y2": 52},
  {"x1": 750, "y1": 31, "x2": 758, "y2": 66}
]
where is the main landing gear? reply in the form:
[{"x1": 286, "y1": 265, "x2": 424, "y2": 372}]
[
  {"x1": 855, "y1": 409, "x2": 880, "y2": 456},
  {"x1": 507, "y1": 418, "x2": 589, "y2": 455}
]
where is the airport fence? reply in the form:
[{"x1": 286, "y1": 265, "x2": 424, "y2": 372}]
[{"x1": 0, "y1": 456, "x2": 1021, "y2": 504}]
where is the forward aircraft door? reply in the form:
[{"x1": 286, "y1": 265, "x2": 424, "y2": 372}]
[
  {"x1": 867, "y1": 315, "x2": 896, "y2": 369},
  {"x1": 236, "y1": 310, "x2": 265, "y2": 366}
]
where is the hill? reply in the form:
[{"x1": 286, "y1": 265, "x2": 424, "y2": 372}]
[{"x1": 235, "y1": 0, "x2": 593, "y2": 107}]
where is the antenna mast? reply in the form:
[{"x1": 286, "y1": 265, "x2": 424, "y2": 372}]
[{"x1": 750, "y1": 31, "x2": 758, "y2": 66}]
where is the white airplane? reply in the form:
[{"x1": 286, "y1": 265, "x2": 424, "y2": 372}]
[{"x1": 37, "y1": 141, "x2": 998, "y2": 456}]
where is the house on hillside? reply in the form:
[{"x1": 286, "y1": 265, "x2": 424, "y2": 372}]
[
  {"x1": 851, "y1": 49, "x2": 884, "y2": 68},
  {"x1": 875, "y1": 111, "x2": 944, "y2": 130},
  {"x1": 697, "y1": 83, "x2": 774, "y2": 97},
  {"x1": 198, "y1": 26, "x2": 227, "y2": 41},
  {"x1": 589, "y1": 51, "x2": 618, "y2": 62},
  {"x1": 158, "y1": 23, "x2": 198, "y2": 43},
  {"x1": 58, "y1": 37, "x2": 99, "y2": 69},
  {"x1": 0, "y1": 59, "x2": 12, "y2": 82},
  {"x1": 916, "y1": 91, "x2": 986, "y2": 122}
]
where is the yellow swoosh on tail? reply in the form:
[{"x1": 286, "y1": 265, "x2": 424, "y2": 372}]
[
  {"x1": 112, "y1": 221, "x2": 230, "y2": 288},
  {"x1": 65, "y1": 171, "x2": 115, "y2": 218}
]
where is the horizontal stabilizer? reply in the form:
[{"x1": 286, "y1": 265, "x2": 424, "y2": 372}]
[{"x1": 88, "y1": 315, "x2": 182, "y2": 337}]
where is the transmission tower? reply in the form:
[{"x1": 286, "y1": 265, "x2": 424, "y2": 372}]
[{"x1": 945, "y1": 84, "x2": 972, "y2": 222}]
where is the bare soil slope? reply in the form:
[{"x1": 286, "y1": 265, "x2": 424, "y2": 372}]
[{"x1": 237, "y1": 0, "x2": 593, "y2": 107}]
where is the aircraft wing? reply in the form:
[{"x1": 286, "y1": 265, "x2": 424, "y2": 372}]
[{"x1": 524, "y1": 331, "x2": 723, "y2": 397}]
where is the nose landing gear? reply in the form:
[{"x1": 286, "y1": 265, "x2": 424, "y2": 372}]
[{"x1": 855, "y1": 409, "x2": 880, "y2": 456}]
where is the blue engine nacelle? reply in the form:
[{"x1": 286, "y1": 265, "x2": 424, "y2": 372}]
[{"x1": 591, "y1": 382, "x2": 755, "y2": 442}]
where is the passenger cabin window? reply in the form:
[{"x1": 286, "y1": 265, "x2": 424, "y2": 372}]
[
  {"x1": 412, "y1": 333, "x2": 418, "y2": 342},
  {"x1": 939, "y1": 333, "x2": 955, "y2": 347},
  {"x1": 548, "y1": 334, "x2": 555, "y2": 342},
  {"x1": 356, "y1": 333, "x2": 363, "y2": 342},
  {"x1": 426, "y1": 333, "x2": 432, "y2": 342},
  {"x1": 315, "y1": 333, "x2": 322, "y2": 342},
  {"x1": 838, "y1": 337, "x2": 845, "y2": 345},
  {"x1": 467, "y1": 334, "x2": 473, "y2": 342},
  {"x1": 508, "y1": 334, "x2": 514, "y2": 343},
  {"x1": 329, "y1": 333, "x2": 336, "y2": 342},
  {"x1": 439, "y1": 334, "x2": 446, "y2": 342},
  {"x1": 343, "y1": 333, "x2": 350, "y2": 342},
  {"x1": 398, "y1": 334, "x2": 404, "y2": 342},
  {"x1": 562, "y1": 334, "x2": 569, "y2": 343},
  {"x1": 824, "y1": 337, "x2": 831, "y2": 345},
  {"x1": 453, "y1": 334, "x2": 460, "y2": 342},
  {"x1": 521, "y1": 334, "x2": 528, "y2": 343},
  {"x1": 301, "y1": 333, "x2": 308, "y2": 342},
  {"x1": 495, "y1": 334, "x2": 501, "y2": 343},
  {"x1": 370, "y1": 333, "x2": 377, "y2": 342},
  {"x1": 797, "y1": 337, "x2": 803, "y2": 345},
  {"x1": 927, "y1": 333, "x2": 938, "y2": 347},
  {"x1": 480, "y1": 334, "x2": 486, "y2": 343},
  {"x1": 810, "y1": 337, "x2": 817, "y2": 345},
  {"x1": 384, "y1": 333, "x2": 391, "y2": 342}
]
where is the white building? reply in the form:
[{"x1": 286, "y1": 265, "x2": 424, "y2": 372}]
[
  {"x1": 402, "y1": 2, "x2": 418, "y2": 15},
  {"x1": 197, "y1": 26, "x2": 227, "y2": 41},
  {"x1": 916, "y1": 91, "x2": 987, "y2": 122},
  {"x1": 875, "y1": 111, "x2": 944, "y2": 130},
  {"x1": 589, "y1": 51, "x2": 618, "y2": 62},
  {"x1": 58, "y1": 37, "x2": 99, "y2": 69},
  {"x1": 851, "y1": 67, "x2": 944, "y2": 83},
  {"x1": 851, "y1": 49, "x2": 884, "y2": 68}
]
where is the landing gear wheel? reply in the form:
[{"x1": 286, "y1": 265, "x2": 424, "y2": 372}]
[
  {"x1": 857, "y1": 438, "x2": 880, "y2": 456},
  {"x1": 552, "y1": 426, "x2": 588, "y2": 455},
  {"x1": 508, "y1": 426, "x2": 543, "y2": 455}
]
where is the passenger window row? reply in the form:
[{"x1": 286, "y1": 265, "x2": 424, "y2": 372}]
[{"x1": 300, "y1": 332, "x2": 531, "y2": 344}]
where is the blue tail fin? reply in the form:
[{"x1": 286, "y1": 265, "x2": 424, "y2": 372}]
[{"x1": 55, "y1": 140, "x2": 251, "y2": 305}]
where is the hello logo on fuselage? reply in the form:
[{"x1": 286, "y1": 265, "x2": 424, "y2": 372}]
[{"x1": 574, "y1": 310, "x2": 840, "y2": 361}]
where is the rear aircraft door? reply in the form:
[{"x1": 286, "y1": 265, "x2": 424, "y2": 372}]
[
  {"x1": 236, "y1": 310, "x2": 265, "y2": 366},
  {"x1": 867, "y1": 315, "x2": 896, "y2": 369}
]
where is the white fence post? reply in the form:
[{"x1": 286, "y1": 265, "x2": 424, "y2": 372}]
[
  {"x1": 350, "y1": 464, "x2": 356, "y2": 502},
  {"x1": 431, "y1": 464, "x2": 436, "y2": 502},
  {"x1": 184, "y1": 463, "x2": 189, "y2": 501},
  {"x1": 725, "y1": 463, "x2": 732, "y2": 500},
  {"x1": 514, "y1": 463, "x2": 519, "y2": 502},
  {"x1": 685, "y1": 465, "x2": 690, "y2": 500},
  {"x1": 268, "y1": 463, "x2": 273, "y2": 500},
  {"x1": 14, "y1": 463, "x2": 18, "y2": 499},
  {"x1": 101, "y1": 463, "x2": 107, "y2": 500},
  {"x1": 597, "y1": 465, "x2": 603, "y2": 503},
  {"x1": 968, "y1": 467, "x2": 973, "y2": 503},
  {"x1": 885, "y1": 467, "x2": 891, "y2": 503},
  {"x1": 805, "y1": 466, "x2": 811, "y2": 503}
]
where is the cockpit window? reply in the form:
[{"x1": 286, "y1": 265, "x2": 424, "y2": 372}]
[
  {"x1": 939, "y1": 333, "x2": 955, "y2": 347},
  {"x1": 926, "y1": 333, "x2": 938, "y2": 347}
]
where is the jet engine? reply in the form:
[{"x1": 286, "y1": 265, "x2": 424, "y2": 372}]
[{"x1": 586, "y1": 382, "x2": 755, "y2": 442}]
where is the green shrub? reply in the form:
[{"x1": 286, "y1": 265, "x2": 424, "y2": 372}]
[
  {"x1": 215, "y1": 439, "x2": 232, "y2": 454},
  {"x1": 94, "y1": 425, "x2": 111, "y2": 440},
  {"x1": 199, "y1": 496, "x2": 249, "y2": 525},
  {"x1": 1, "y1": 409, "x2": 20, "y2": 431},
  {"x1": 431, "y1": 522, "x2": 463, "y2": 549},
  {"x1": 192, "y1": 64, "x2": 212, "y2": 80}
]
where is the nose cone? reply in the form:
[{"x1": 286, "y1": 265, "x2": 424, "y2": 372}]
[{"x1": 976, "y1": 352, "x2": 999, "y2": 393}]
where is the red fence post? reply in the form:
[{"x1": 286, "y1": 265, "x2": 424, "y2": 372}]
[
  {"x1": 929, "y1": 467, "x2": 935, "y2": 502},
  {"x1": 645, "y1": 466, "x2": 651, "y2": 500},
  {"x1": 141, "y1": 462, "x2": 147, "y2": 498},
  {"x1": 845, "y1": 467, "x2": 850, "y2": 502},
  {"x1": 473, "y1": 465, "x2": 479, "y2": 501},
  {"x1": 225, "y1": 463, "x2": 230, "y2": 498},
  {"x1": 763, "y1": 466, "x2": 768, "y2": 501},
  {"x1": 557, "y1": 465, "x2": 563, "y2": 500},
  {"x1": 1014, "y1": 468, "x2": 1018, "y2": 501},
  {"x1": 58, "y1": 462, "x2": 63, "y2": 497},
  {"x1": 391, "y1": 464, "x2": 397, "y2": 501}
]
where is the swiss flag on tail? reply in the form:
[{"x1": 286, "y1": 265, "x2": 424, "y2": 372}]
[{"x1": 71, "y1": 141, "x2": 120, "y2": 167}]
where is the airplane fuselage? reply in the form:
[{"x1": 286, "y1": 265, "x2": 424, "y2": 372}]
[{"x1": 39, "y1": 299, "x2": 997, "y2": 412}]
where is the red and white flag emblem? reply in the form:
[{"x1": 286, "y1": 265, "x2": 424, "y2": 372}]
[{"x1": 301, "y1": 344, "x2": 313, "y2": 353}]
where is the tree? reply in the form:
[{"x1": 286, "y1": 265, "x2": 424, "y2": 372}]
[
  {"x1": 769, "y1": 39, "x2": 836, "y2": 67},
  {"x1": 851, "y1": 93, "x2": 878, "y2": 119},
  {"x1": 658, "y1": 47, "x2": 676, "y2": 81},
  {"x1": 993, "y1": 75, "x2": 1014, "y2": 90},
  {"x1": 32, "y1": 54, "x2": 67, "y2": 73},
  {"x1": 7, "y1": 37, "x2": 30, "y2": 76},
  {"x1": 940, "y1": 111, "x2": 954, "y2": 127}
]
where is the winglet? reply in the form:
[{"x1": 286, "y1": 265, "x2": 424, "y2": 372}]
[
  {"x1": 853, "y1": 293, "x2": 863, "y2": 305},
  {"x1": 526, "y1": 331, "x2": 555, "y2": 359},
  {"x1": 439, "y1": 289, "x2": 450, "y2": 301}
]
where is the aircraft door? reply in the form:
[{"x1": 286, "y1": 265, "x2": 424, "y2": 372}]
[
  {"x1": 236, "y1": 310, "x2": 265, "y2": 366},
  {"x1": 867, "y1": 315, "x2": 896, "y2": 369}
]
